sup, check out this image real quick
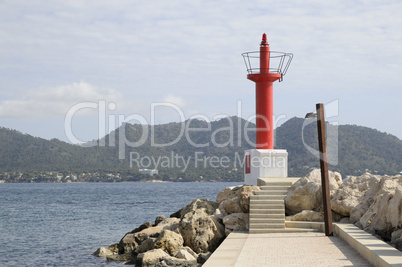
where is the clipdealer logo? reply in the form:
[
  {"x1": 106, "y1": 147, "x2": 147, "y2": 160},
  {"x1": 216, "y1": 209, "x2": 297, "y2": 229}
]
[{"x1": 63, "y1": 99, "x2": 339, "y2": 169}]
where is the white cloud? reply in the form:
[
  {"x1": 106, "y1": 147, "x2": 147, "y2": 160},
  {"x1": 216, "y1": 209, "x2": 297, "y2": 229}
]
[
  {"x1": 162, "y1": 95, "x2": 186, "y2": 108},
  {"x1": 0, "y1": 82, "x2": 123, "y2": 118},
  {"x1": 0, "y1": 0, "x2": 402, "y2": 139}
]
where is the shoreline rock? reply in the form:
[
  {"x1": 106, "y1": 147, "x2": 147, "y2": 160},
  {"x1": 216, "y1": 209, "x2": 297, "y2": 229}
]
[
  {"x1": 94, "y1": 170, "x2": 402, "y2": 265},
  {"x1": 286, "y1": 170, "x2": 402, "y2": 250},
  {"x1": 94, "y1": 185, "x2": 259, "y2": 265}
]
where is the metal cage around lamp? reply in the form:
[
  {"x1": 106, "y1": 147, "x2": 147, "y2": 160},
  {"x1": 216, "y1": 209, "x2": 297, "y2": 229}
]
[{"x1": 241, "y1": 51, "x2": 293, "y2": 82}]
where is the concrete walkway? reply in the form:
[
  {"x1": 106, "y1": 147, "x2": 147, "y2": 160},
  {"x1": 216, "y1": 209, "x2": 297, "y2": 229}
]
[{"x1": 204, "y1": 232, "x2": 372, "y2": 267}]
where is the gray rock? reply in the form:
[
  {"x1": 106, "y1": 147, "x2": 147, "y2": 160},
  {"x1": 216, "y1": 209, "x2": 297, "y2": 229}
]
[
  {"x1": 118, "y1": 232, "x2": 139, "y2": 254},
  {"x1": 173, "y1": 248, "x2": 197, "y2": 261},
  {"x1": 285, "y1": 169, "x2": 342, "y2": 215},
  {"x1": 130, "y1": 221, "x2": 153, "y2": 234},
  {"x1": 136, "y1": 249, "x2": 170, "y2": 266},
  {"x1": 155, "y1": 215, "x2": 166, "y2": 226},
  {"x1": 170, "y1": 207, "x2": 184, "y2": 219},
  {"x1": 93, "y1": 243, "x2": 118, "y2": 257},
  {"x1": 106, "y1": 253, "x2": 133, "y2": 262},
  {"x1": 223, "y1": 213, "x2": 249, "y2": 235},
  {"x1": 135, "y1": 238, "x2": 156, "y2": 254},
  {"x1": 391, "y1": 229, "x2": 402, "y2": 250},
  {"x1": 136, "y1": 248, "x2": 197, "y2": 267},
  {"x1": 153, "y1": 230, "x2": 184, "y2": 255},
  {"x1": 219, "y1": 198, "x2": 242, "y2": 214},
  {"x1": 359, "y1": 177, "x2": 402, "y2": 239},
  {"x1": 119, "y1": 226, "x2": 162, "y2": 254},
  {"x1": 197, "y1": 252, "x2": 212, "y2": 264},
  {"x1": 157, "y1": 217, "x2": 180, "y2": 232},
  {"x1": 286, "y1": 210, "x2": 324, "y2": 222},
  {"x1": 331, "y1": 173, "x2": 381, "y2": 221},
  {"x1": 179, "y1": 198, "x2": 225, "y2": 253},
  {"x1": 173, "y1": 246, "x2": 198, "y2": 260},
  {"x1": 216, "y1": 185, "x2": 261, "y2": 213}
]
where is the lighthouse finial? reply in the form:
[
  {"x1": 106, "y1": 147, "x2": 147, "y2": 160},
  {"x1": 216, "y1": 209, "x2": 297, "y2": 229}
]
[{"x1": 261, "y1": 33, "x2": 269, "y2": 46}]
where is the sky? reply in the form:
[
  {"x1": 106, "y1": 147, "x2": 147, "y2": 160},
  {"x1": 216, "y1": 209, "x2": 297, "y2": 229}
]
[{"x1": 0, "y1": 0, "x2": 401, "y2": 143}]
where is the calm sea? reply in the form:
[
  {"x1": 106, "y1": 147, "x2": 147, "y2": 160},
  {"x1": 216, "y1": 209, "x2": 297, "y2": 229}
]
[{"x1": 0, "y1": 182, "x2": 239, "y2": 266}]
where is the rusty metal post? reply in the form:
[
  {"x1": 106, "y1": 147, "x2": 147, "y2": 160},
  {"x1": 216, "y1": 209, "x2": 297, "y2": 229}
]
[{"x1": 316, "y1": 103, "x2": 333, "y2": 236}]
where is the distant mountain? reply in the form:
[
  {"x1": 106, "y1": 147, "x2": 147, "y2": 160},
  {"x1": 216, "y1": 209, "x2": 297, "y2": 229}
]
[
  {"x1": 276, "y1": 117, "x2": 402, "y2": 176},
  {"x1": 0, "y1": 117, "x2": 401, "y2": 182}
]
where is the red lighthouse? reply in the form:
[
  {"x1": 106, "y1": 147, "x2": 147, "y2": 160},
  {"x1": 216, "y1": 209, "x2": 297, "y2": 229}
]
[{"x1": 242, "y1": 33, "x2": 293, "y2": 185}]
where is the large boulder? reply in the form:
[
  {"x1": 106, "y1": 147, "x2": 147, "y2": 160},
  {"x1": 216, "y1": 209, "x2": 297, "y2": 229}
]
[
  {"x1": 173, "y1": 247, "x2": 197, "y2": 262},
  {"x1": 153, "y1": 230, "x2": 184, "y2": 255},
  {"x1": 216, "y1": 185, "x2": 261, "y2": 213},
  {"x1": 130, "y1": 222, "x2": 153, "y2": 234},
  {"x1": 157, "y1": 217, "x2": 181, "y2": 233},
  {"x1": 136, "y1": 249, "x2": 197, "y2": 267},
  {"x1": 106, "y1": 254, "x2": 133, "y2": 262},
  {"x1": 216, "y1": 185, "x2": 242, "y2": 203},
  {"x1": 173, "y1": 246, "x2": 198, "y2": 259},
  {"x1": 222, "y1": 213, "x2": 249, "y2": 235},
  {"x1": 238, "y1": 186, "x2": 262, "y2": 212},
  {"x1": 285, "y1": 210, "x2": 324, "y2": 222},
  {"x1": 218, "y1": 198, "x2": 243, "y2": 214},
  {"x1": 391, "y1": 229, "x2": 402, "y2": 250},
  {"x1": 118, "y1": 218, "x2": 180, "y2": 254},
  {"x1": 93, "y1": 243, "x2": 118, "y2": 257},
  {"x1": 331, "y1": 173, "x2": 381, "y2": 222},
  {"x1": 135, "y1": 238, "x2": 156, "y2": 254},
  {"x1": 285, "y1": 169, "x2": 342, "y2": 215},
  {"x1": 179, "y1": 198, "x2": 225, "y2": 253},
  {"x1": 118, "y1": 226, "x2": 160, "y2": 254},
  {"x1": 118, "y1": 222, "x2": 153, "y2": 254},
  {"x1": 359, "y1": 177, "x2": 402, "y2": 240},
  {"x1": 136, "y1": 249, "x2": 169, "y2": 266}
]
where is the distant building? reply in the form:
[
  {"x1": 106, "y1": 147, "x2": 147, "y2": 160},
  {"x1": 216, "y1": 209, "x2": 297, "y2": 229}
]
[{"x1": 139, "y1": 169, "x2": 158, "y2": 176}]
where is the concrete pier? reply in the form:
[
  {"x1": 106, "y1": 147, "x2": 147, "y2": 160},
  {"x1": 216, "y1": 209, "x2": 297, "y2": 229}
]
[{"x1": 204, "y1": 223, "x2": 402, "y2": 267}]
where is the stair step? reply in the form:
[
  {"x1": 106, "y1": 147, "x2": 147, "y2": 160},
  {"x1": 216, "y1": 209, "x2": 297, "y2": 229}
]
[
  {"x1": 250, "y1": 199, "x2": 284, "y2": 205},
  {"x1": 251, "y1": 204, "x2": 284, "y2": 209},
  {"x1": 255, "y1": 190, "x2": 288, "y2": 196},
  {"x1": 260, "y1": 186, "x2": 290, "y2": 191},
  {"x1": 250, "y1": 218, "x2": 285, "y2": 224},
  {"x1": 249, "y1": 182, "x2": 293, "y2": 234},
  {"x1": 250, "y1": 223, "x2": 285, "y2": 229},
  {"x1": 260, "y1": 181, "x2": 293, "y2": 187},
  {"x1": 250, "y1": 209, "x2": 284, "y2": 215},
  {"x1": 250, "y1": 214, "x2": 285, "y2": 219},
  {"x1": 249, "y1": 228, "x2": 319, "y2": 234},
  {"x1": 251, "y1": 195, "x2": 286, "y2": 200}
]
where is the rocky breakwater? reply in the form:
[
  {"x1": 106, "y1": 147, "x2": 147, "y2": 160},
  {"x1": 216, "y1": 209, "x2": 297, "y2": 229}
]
[
  {"x1": 285, "y1": 169, "x2": 402, "y2": 251},
  {"x1": 93, "y1": 185, "x2": 260, "y2": 266}
]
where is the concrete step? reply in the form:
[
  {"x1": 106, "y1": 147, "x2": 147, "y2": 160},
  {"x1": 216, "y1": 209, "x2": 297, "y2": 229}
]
[
  {"x1": 255, "y1": 190, "x2": 288, "y2": 196},
  {"x1": 250, "y1": 199, "x2": 284, "y2": 205},
  {"x1": 250, "y1": 213, "x2": 285, "y2": 219},
  {"x1": 251, "y1": 195, "x2": 286, "y2": 200},
  {"x1": 249, "y1": 228, "x2": 320, "y2": 234},
  {"x1": 251, "y1": 204, "x2": 284, "y2": 209},
  {"x1": 250, "y1": 209, "x2": 284, "y2": 215},
  {"x1": 260, "y1": 185, "x2": 290, "y2": 191},
  {"x1": 250, "y1": 223, "x2": 285, "y2": 229},
  {"x1": 250, "y1": 218, "x2": 285, "y2": 224},
  {"x1": 259, "y1": 181, "x2": 293, "y2": 187}
]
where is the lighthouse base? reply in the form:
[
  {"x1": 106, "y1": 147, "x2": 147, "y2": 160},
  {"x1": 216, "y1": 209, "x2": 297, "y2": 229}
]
[{"x1": 244, "y1": 149, "x2": 288, "y2": 186}]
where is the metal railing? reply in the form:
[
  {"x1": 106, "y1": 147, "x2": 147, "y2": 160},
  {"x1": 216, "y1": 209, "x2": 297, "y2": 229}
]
[{"x1": 241, "y1": 51, "x2": 293, "y2": 82}]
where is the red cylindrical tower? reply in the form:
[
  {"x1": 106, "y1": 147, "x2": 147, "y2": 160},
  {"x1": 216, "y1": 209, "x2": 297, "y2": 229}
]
[
  {"x1": 247, "y1": 34, "x2": 282, "y2": 149},
  {"x1": 242, "y1": 33, "x2": 292, "y2": 185}
]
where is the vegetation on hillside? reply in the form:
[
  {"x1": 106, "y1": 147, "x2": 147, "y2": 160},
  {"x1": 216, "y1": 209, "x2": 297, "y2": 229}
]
[{"x1": 0, "y1": 117, "x2": 401, "y2": 182}]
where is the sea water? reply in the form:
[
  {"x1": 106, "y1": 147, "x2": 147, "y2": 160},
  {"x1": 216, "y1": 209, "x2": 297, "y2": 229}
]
[{"x1": 0, "y1": 182, "x2": 239, "y2": 266}]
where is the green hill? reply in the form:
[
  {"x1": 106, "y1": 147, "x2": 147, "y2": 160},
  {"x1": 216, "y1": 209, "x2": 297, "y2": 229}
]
[
  {"x1": 276, "y1": 117, "x2": 402, "y2": 176},
  {"x1": 0, "y1": 117, "x2": 401, "y2": 182}
]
